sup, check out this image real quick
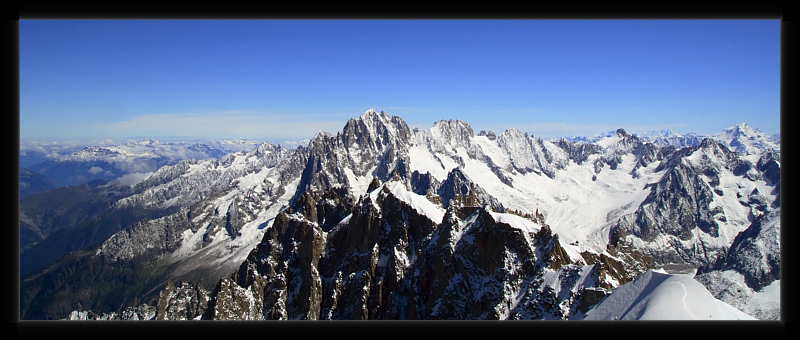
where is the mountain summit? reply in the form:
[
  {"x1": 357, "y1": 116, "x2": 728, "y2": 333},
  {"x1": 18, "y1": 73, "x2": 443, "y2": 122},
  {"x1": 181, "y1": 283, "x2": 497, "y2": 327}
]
[
  {"x1": 715, "y1": 122, "x2": 780, "y2": 155},
  {"x1": 21, "y1": 110, "x2": 780, "y2": 321}
]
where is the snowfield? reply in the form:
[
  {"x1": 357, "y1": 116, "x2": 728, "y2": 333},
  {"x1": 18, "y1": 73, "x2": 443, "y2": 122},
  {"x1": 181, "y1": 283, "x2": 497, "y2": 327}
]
[
  {"x1": 583, "y1": 269, "x2": 757, "y2": 320},
  {"x1": 46, "y1": 110, "x2": 779, "y2": 321}
]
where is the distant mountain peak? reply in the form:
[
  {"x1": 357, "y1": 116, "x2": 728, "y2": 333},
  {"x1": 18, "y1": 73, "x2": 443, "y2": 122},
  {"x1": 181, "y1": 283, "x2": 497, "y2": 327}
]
[
  {"x1": 730, "y1": 122, "x2": 754, "y2": 130},
  {"x1": 715, "y1": 122, "x2": 779, "y2": 155},
  {"x1": 22, "y1": 110, "x2": 781, "y2": 321},
  {"x1": 359, "y1": 108, "x2": 390, "y2": 121},
  {"x1": 433, "y1": 119, "x2": 474, "y2": 135}
]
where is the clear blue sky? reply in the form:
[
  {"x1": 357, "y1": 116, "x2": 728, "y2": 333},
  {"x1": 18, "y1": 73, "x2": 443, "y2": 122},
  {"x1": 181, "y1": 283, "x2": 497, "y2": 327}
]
[{"x1": 19, "y1": 19, "x2": 781, "y2": 142}]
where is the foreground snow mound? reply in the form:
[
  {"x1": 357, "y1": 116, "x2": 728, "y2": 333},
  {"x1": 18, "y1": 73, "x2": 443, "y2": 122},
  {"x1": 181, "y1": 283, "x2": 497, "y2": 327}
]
[{"x1": 584, "y1": 270, "x2": 755, "y2": 320}]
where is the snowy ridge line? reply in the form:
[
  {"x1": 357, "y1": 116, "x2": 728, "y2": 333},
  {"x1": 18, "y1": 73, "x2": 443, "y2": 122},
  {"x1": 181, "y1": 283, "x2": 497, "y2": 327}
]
[
  {"x1": 40, "y1": 109, "x2": 778, "y2": 321},
  {"x1": 583, "y1": 269, "x2": 756, "y2": 320}
]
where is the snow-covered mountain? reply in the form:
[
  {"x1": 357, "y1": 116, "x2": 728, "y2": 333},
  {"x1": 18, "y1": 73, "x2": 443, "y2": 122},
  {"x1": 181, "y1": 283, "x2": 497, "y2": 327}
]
[
  {"x1": 694, "y1": 208, "x2": 781, "y2": 320},
  {"x1": 714, "y1": 123, "x2": 780, "y2": 156},
  {"x1": 636, "y1": 129, "x2": 705, "y2": 149},
  {"x1": 19, "y1": 139, "x2": 262, "y2": 188},
  {"x1": 20, "y1": 110, "x2": 779, "y2": 321},
  {"x1": 571, "y1": 123, "x2": 780, "y2": 156}
]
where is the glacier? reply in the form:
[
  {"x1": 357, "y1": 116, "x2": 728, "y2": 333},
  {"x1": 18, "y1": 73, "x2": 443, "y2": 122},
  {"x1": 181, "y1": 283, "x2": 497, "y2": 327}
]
[{"x1": 20, "y1": 109, "x2": 780, "y2": 321}]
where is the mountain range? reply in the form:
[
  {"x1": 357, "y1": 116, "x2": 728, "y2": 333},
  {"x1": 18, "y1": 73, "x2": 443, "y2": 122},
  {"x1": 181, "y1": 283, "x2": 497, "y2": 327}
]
[
  {"x1": 19, "y1": 110, "x2": 780, "y2": 321},
  {"x1": 19, "y1": 139, "x2": 263, "y2": 191}
]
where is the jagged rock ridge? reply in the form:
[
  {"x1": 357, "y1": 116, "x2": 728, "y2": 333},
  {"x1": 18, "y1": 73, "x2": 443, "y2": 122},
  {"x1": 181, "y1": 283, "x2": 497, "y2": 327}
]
[{"x1": 21, "y1": 110, "x2": 778, "y2": 320}]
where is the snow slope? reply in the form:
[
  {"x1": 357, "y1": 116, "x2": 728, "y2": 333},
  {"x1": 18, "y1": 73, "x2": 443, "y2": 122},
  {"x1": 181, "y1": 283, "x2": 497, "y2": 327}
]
[
  {"x1": 408, "y1": 126, "x2": 663, "y2": 253},
  {"x1": 583, "y1": 269, "x2": 756, "y2": 320},
  {"x1": 47, "y1": 110, "x2": 778, "y2": 321},
  {"x1": 714, "y1": 123, "x2": 780, "y2": 155}
]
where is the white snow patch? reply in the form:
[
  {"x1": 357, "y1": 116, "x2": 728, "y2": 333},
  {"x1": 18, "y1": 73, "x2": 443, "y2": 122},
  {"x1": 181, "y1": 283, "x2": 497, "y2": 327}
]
[
  {"x1": 596, "y1": 133, "x2": 623, "y2": 149},
  {"x1": 585, "y1": 270, "x2": 756, "y2": 320},
  {"x1": 343, "y1": 166, "x2": 376, "y2": 198},
  {"x1": 236, "y1": 166, "x2": 271, "y2": 191},
  {"x1": 474, "y1": 135, "x2": 511, "y2": 169},
  {"x1": 384, "y1": 181, "x2": 445, "y2": 224},
  {"x1": 456, "y1": 147, "x2": 660, "y2": 253},
  {"x1": 488, "y1": 211, "x2": 541, "y2": 234},
  {"x1": 408, "y1": 145, "x2": 449, "y2": 181}
]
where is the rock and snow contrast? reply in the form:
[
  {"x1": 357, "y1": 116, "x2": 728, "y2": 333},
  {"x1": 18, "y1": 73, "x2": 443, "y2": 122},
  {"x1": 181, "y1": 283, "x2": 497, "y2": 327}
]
[
  {"x1": 19, "y1": 109, "x2": 780, "y2": 321},
  {"x1": 19, "y1": 139, "x2": 262, "y2": 188}
]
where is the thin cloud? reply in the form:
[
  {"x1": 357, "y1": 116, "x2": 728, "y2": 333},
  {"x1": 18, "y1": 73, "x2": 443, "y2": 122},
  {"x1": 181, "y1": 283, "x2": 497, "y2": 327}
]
[{"x1": 95, "y1": 111, "x2": 346, "y2": 140}]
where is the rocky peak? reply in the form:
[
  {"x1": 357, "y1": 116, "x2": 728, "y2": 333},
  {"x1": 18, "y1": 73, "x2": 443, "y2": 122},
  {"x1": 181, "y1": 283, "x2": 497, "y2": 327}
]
[
  {"x1": 725, "y1": 123, "x2": 758, "y2": 137},
  {"x1": 156, "y1": 279, "x2": 210, "y2": 320},
  {"x1": 695, "y1": 207, "x2": 780, "y2": 309},
  {"x1": 478, "y1": 130, "x2": 497, "y2": 141},
  {"x1": 432, "y1": 119, "x2": 474, "y2": 147},
  {"x1": 251, "y1": 141, "x2": 280, "y2": 157},
  {"x1": 498, "y1": 127, "x2": 527, "y2": 142},
  {"x1": 699, "y1": 136, "x2": 721, "y2": 149},
  {"x1": 692, "y1": 137, "x2": 742, "y2": 172},
  {"x1": 496, "y1": 129, "x2": 536, "y2": 172},
  {"x1": 715, "y1": 123, "x2": 779, "y2": 156},
  {"x1": 611, "y1": 128, "x2": 643, "y2": 153},
  {"x1": 72, "y1": 145, "x2": 120, "y2": 159},
  {"x1": 438, "y1": 167, "x2": 503, "y2": 211},
  {"x1": 341, "y1": 109, "x2": 411, "y2": 151},
  {"x1": 638, "y1": 129, "x2": 704, "y2": 149},
  {"x1": 553, "y1": 138, "x2": 601, "y2": 165},
  {"x1": 496, "y1": 128, "x2": 567, "y2": 178},
  {"x1": 309, "y1": 130, "x2": 334, "y2": 148}
]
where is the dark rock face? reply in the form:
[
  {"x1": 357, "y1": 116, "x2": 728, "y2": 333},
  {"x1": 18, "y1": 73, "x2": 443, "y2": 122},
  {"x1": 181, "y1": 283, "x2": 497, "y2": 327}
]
[
  {"x1": 691, "y1": 208, "x2": 780, "y2": 320},
  {"x1": 554, "y1": 139, "x2": 601, "y2": 165},
  {"x1": 478, "y1": 130, "x2": 497, "y2": 141},
  {"x1": 437, "y1": 168, "x2": 503, "y2": 211},
  {"x1": 198, "y1": 179, "x2": 651, "y2": 320},
  {"x1": 615, "y1": 137, "x2": 779, "y2": 270},
  {"x1": 757, "y1": 150, "x2": 780, "y2": 186},
  {"x1": 415, "y1": 207, "x2": 542, "y2": 320},
  {"x1": 318, "y1": 188, "x2": 438, "y2": 319},
  {"x1": 156, "y1": 279, "x2": 210, "y2": 320},
  {"x1": 295, "y1": 110, "x2": 412, "y2": 203},
  {"x1": 696, "y1": 209, "x2": 780, "y2": 291},
  {"x1": 228, "y1": 210, "x2": 327, "y2": 320},
  {"x1": 20, "y1": 141, "x2": 305, "y2": 319},
  {"x1": 634, "y1": 161, "x2": 718, "y2": 243},
  {"x1": 408, "y1": 170, "x2": 440, "y2": 196},
  {"x1": 28, "y1": 112, "x2": 779, "y2": 321},
  {"x1": 598, "y1": 228, "x2": 657, "y2": 288}
]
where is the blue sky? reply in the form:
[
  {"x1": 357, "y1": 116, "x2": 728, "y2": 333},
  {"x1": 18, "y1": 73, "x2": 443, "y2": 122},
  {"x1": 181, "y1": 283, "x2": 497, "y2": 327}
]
[{"x1": 19, "y1": 19, "x2": 781, "y2": 142}]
